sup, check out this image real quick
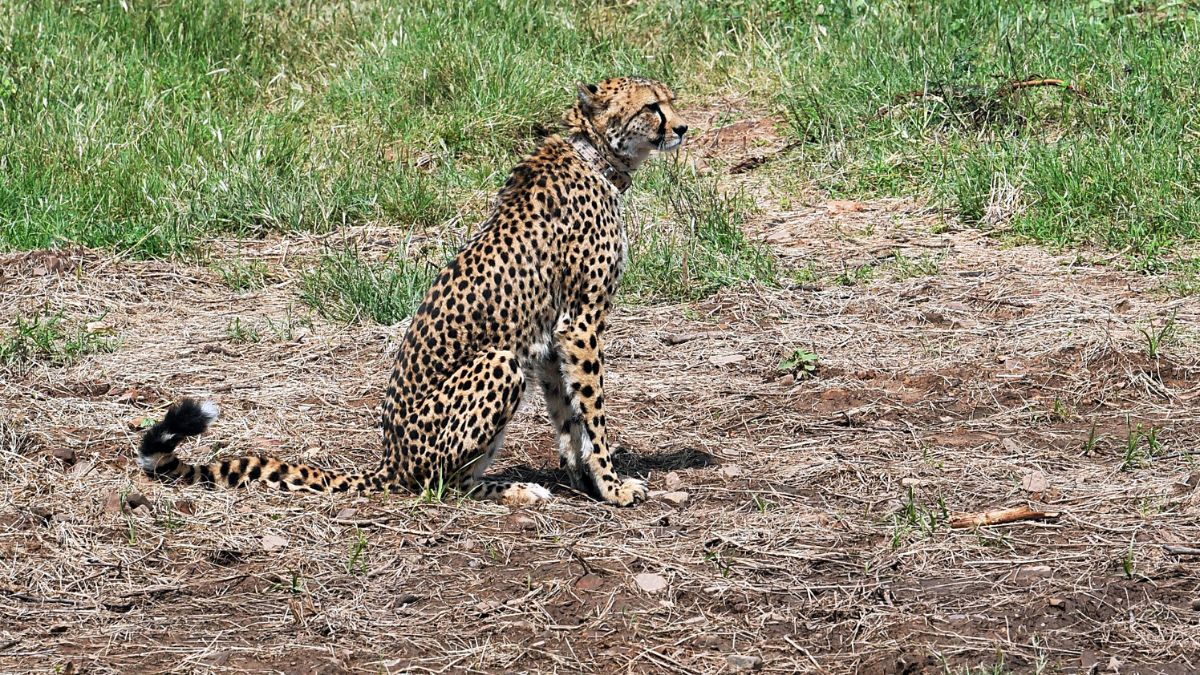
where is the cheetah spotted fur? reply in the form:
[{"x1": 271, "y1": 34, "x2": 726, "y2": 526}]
[{"x1": 137, "y1": 76, "x2": 688, "y2": 506}]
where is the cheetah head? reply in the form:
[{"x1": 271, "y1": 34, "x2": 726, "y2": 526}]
[{"x1": 567, "y1": 76, "x2": 688, "y2": 171}]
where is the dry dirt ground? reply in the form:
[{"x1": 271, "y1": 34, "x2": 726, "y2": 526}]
[{"x1": 2, "y1": 110, "x2": 1200, "y2": 675}]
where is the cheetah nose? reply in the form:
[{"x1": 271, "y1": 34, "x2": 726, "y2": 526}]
[{"x1": 674, "y1": 124, "x2": 688, "y2": 137}]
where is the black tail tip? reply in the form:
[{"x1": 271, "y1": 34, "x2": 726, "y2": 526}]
[{"x1": 161, "y1": 398, "x2": 220, "y2": 437}]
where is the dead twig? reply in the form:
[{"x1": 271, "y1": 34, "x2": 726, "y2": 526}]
[
  {"x1": 994, "y1": 77, "x2": 1087, "y2": 98},
  {"x1": 949, "y1": 505, "x2": 1061, "y2": 529},
  {"x1": 1162, "y1": 545, "x2": 1200, "y2": 557}
]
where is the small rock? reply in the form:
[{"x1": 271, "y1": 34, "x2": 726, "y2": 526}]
[
  {"x1": 125, "y1": 493, "x2": 150, "y2": 510},
  {"x1": 334, "y1": 507, "x2": 357, "y2": 521},
  {"x1": 52, "y1": 447, "x2": 76, "y2": 466},
  {"x1": 900, "y1": 477, "x2": 928, "y2": 487},
  {"x1": 1016, "y1": 565, "x2": 1053, "y2": 580},
  {"x1": 475, "y1": 599, "x2": 501, "y2": 615},
  {"x1": 507, "y1": 515, "x2": 537, "y2": 532},
  {"x1": 659, "y1": 491, "x2": 689, "y2": 506},
  {"x1": 261, "y1": 534, "x2": 289, "y2": 552},
  {"x1": 709, "y1": 353, "x2": 746, "y2": 366},
  {"x1": 173, "y1": 499, "x2": 197, "y2": 516},
  {"x1": 575, "y1": 574, "x2": 606, "y2": 591},
  {"x1": 1001, "y1": 437, "x2": 1022, "y2": 453},
  {"x1": 103, "y1": 491, "x2": 150, "y2": 515},
  {"x1": 777, "y1": 373, "x2": 795, "y2": 387},
  {"x1": 67, "y1": 460, "x2": 95, "y2": 478},
  {"x1": 726, "y1": 654, "x2": 763, "y2": 671},
  {"x1": 718, "y1": 465, "x2": 744, "y2": 479},
  {"x1": 634, "y1": 573, "x2": 668, "y2": 594},
  {"x1": 663, "y1": 471, "x2": 684, "y2": 490},
  {"x1": 1048, "y1": 597, "x2": 1067, "y2": 608},
  {"x1": 826, "y1": 199, "x2": 863, "y2": 214},
  {"x1": 1191, "y1": 598, "x2": 1200, "y2": 611},
  {"x1": 1021, "y1": 470, "x2": 1048, "y2": 494}
]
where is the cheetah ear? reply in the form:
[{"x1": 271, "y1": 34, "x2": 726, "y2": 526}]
[{"x1": 576, "y1": 82, "x2": 601, "y2": 110}]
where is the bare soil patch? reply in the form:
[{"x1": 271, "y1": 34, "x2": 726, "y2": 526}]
[{"x1": 2, "y1": 115, "x2": 1199, "y2": 674}]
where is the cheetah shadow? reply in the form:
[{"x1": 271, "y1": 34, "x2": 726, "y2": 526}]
[{"x1": 493, "y1": 446, "x2": 716, "y2": 493}]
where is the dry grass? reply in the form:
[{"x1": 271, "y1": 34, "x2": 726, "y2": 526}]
[{"x1": 2, "y1": 111, "x2": 1200, "y2": 674}]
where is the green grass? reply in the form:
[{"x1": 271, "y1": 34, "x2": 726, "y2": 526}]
[
  {"x1": 622, "y1": 162, "x2": 776, "y2": 302},
  {"x1": 770, "y1": 1, "x2": 1200, "y2": 265},
  {"x1": 300, "y1": 246, "x2": 436, "y2": 325},
  {"x1": 3, "y1": 0, "x2": 1198, "y2": 287},
  {"x1": 0, "y1": 311, "x2": 118, "y2": 370},
  {"x1": 215, "y1": 258, "x2": 272, "y2": 293}
]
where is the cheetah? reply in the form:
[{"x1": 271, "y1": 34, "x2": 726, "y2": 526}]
[{"x1": 137, "y1": 76, "x2": 689, "y2": 506}]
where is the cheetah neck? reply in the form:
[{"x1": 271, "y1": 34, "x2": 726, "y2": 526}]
[{"x1": 567, "y1": 133, "x2": 632, "y2": 194}]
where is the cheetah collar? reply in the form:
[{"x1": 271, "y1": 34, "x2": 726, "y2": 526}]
[{"x1": 567, "y1": 134, "x2": 632, "y2": 194}]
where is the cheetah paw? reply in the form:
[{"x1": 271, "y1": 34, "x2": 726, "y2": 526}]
[
  {"x1": 502, "y1": 482, "x2": 553, "y2": 505},
  {"x1": 606, "y1": 477, "x2": 648, "y2": 507}
]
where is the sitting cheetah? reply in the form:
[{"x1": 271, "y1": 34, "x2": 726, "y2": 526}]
[{"x1": 137, "y1": 76, "x2": 689, "y2": 506}]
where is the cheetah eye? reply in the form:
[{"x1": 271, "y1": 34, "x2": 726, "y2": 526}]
[{"x1": 644, "y1": 102, "x2": 661, "y2": 114}]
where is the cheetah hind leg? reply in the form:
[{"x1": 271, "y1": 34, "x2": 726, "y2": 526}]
[{"x1": 428, "y1": 349, "x2": 552, "y2": 506}]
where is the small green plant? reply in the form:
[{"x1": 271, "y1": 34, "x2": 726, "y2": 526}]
[
  {"x1": 750, "y1": 494, "x2": 778, "y2": 513},
  {"x1": 216, "y1": 259, "x2": 271, "y2": 292},
  {"x1": 1048, "y1": 397, "x2": 1073, "y2": 422},
  {"x1": 1080, "y1": 420, "x2": 1103, "y2": 456},
  {"x1": 226, "y1": 317, "x2": 261, "y2": 343},
  {"x1": 155, "y1": 500, "x2": 185, "y2": 532},
  {"x1": 889, "y1": 252, "x2": 943, "y2": 280},
  {"x1": 300, "y1": 246, "x2": 435, "y2": 326},
  {"x1": 1120, "y1": 538, "x2": 1136, "y2": 580},
  {"x1": 834, "y1": 264, "x2": 874, "y2": 286},
  {"x1": 267, "y1": 570, "x2": 307, "y2": 595},
  {"x1": 264, "y1": 305, "x2": 314, "y2": 342},
  {"x1": 419, "y1": 472, "x2": 452, "y2": 504},
  {"x1": 622, "y1": 163, "x2": 775, "y2": 303},
  {"x1": 703, "y1": 548, "x2": 735, "y2": 578},
  {"x1": 346, "y1": 528, "x2": 369, "y2": 575},
  {"x1": 778, "y1": 348, "x2": 819, "y2": 378},
  {"x1": 890, "y1": 487, "x2": 946, "y2": 548},
  {"x1": 1138, "y1": 311, "x2": 1177, "y2": 359},
  {"x1": 1120, "y1": 417, "x2": 1165, "y2": 471},
  {"x1": 0, "y1": 311, "x2": 118, "y2": 369},
  {"x1": 787, "y1": 264, "x2": 819, "y2": 286}
]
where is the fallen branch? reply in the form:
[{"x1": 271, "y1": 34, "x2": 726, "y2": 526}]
[
  {"x1": 950, "y1": 505, "x2": 1060, "y2": 529},
  {"x1": 1162, "y1": 545, "x2": 1200, "y2": 557},
  {"x1": 875, "y1": 76, "x2": 1085, "y2": 119},
  {"x1": 995, "y1": 77, "x2": 1087, "y2": 98}
]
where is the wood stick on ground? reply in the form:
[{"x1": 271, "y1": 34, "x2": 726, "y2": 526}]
[
  {"x1": 996, "y1": 78, "x2": 1087, "y2": 98},
  {"x1": 950, "y1": 505, "x2": 1061, "y2": 529},
  {"x1": 1162, "y1": 545, "x2": 1200, "y2": 557}
]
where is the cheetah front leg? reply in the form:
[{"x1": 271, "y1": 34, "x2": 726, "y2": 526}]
[
  {"x1": 537, "y1": 352, "x2": 586, "y2": 491},
  {"x1": 554, "y1": 316, "x2": 647, "y2": 506}
]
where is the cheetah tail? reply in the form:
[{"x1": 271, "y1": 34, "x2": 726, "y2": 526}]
[{"x1": 137, "y1": 398, "x2": 376, "y2": 493}]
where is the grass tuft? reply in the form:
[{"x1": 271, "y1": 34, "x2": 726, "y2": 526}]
[
  {"x1": 299, "y1": 246, "x2": 435, "y2": 326},
  {"x1": 0, "y1": 311, "x2": 118, "y2": 371},
  {"x1": 623, "y1": 163, "x2": 775, "y2": 303}
]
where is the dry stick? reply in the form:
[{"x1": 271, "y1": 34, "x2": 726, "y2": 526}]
[
  {"x1": 1162, "y1": 545, "x2": 1200, "y2": 557},
  {"x1": 995, "y1": 78, "x2": 1087, "y2": 97},
  {"x1": 949, "y1": 505, "x2": 1061, "y2": 529},
  {"x1": 875, "y1": 76, "x2": 1086, "y2": 119}
]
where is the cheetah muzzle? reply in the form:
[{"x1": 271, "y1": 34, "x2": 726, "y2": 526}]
[{"x1": 135, "y1": 76, "x2": 689, "y2": 507}]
